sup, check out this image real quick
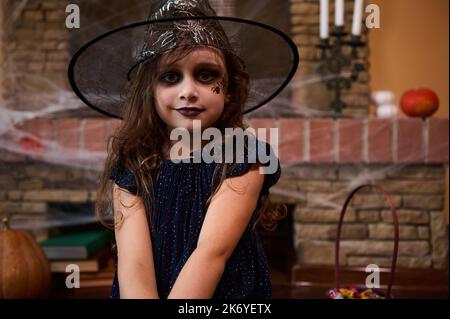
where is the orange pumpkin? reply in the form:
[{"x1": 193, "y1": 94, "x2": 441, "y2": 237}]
[{"x1": 0, "y1": 217, "x2": 51, "y2": 298}]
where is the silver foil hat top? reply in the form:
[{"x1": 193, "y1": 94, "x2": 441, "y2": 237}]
[
  {"x1": 138, "y1": 0, "x2": 233, "y2": 63},
  {"x1": 150, "y1": 0, "x2": 215, "y2": 19}
]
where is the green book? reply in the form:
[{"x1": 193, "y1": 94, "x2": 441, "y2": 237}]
[{"x1": 40, "y1": 230, "x2": 112, "y2": 260}]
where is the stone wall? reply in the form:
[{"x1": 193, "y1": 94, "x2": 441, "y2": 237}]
[{"x1": 278, "y1": 164, "x2": 448, "y2": 269}]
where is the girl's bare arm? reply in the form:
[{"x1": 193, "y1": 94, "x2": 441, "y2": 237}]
[
  {"x1": 167, "y1": 164, "x2": 264, "y2": 298},
  {"x1": 113, "y1": 184, "x2": 159, "y2": 299}
]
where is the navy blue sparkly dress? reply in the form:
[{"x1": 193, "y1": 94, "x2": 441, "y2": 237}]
[{"x1": 109, "y1": 140, "x2": 280, "y2": 299}]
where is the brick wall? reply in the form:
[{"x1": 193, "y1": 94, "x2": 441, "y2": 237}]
[
  {"x1": 253, "y1": 117, "x2": 449, "y2": 165},
  {"x1": 0, "y1": 160, "x2": 97, "y2": 242},
  {"x1": 4, "y1": 117, "x2": 448, "y2": 165},
  {"x1": 2, "y1": 0, "x2": 69, "y2": 110}
]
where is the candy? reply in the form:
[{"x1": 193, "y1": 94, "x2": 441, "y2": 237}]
[{"x1": 327, "y1": 287, "x2": 386, "y2": 299}]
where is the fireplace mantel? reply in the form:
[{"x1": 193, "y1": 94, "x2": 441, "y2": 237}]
[{"x1": 3, "y1": 117, "x2": 448, "y2": 166}]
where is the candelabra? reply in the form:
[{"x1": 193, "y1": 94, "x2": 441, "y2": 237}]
[{"x1": 316, "y1": 26, "x2": 366, "y2": 115}]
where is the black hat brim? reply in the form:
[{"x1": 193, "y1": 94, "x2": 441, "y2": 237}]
[{"x1": 68, "y1": 16, "x2": 299, "y2": 119}]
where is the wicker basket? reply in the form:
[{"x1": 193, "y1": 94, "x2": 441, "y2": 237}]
[{"x1": 327, "y1": 184, "x2": 399, "y2": 299}]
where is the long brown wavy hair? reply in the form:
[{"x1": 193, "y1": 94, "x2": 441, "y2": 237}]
[{"x1": 95, "y1": 45, "x2": 286, "y2": 234}]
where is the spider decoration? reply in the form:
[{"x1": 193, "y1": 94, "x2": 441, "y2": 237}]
[
  {"x1": 137, "y1": 0, "x2": 230, "y2": 64},
  {"x1": 174, "y1": 19, "x2": 218, "y2": 45},
  {"x1": 154, "y1": 0, "x2": 199, "y2": 19},
  {"x1": 139, "y1": 17, "x2": 225, "y2": 62},
  {"x1": 211, "y1": 85, "x2": 221, "y2": 94},
  {"x1": 211, "y1": 78, "x2": 226, "y2": 95}
]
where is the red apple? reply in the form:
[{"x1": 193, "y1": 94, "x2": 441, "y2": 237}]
[{"x1": 400, "y1": 88, "x2": 440, "y2": 118}]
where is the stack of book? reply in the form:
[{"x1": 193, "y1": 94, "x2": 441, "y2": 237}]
[{"x1": 40, "y1": 230, "x2": 113, "y2": 273}]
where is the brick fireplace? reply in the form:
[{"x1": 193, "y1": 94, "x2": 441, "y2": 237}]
[{"x1": 1, "y1": 115, "x2": 448, "y2": 271}]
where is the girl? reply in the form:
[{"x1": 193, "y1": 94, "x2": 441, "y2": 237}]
[{"x1": 68, "y1": 0, "x2": 299, "y2": 299}]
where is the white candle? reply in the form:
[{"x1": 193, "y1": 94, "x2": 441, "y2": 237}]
[
  {"x1": 352, "y1": 0, "x2": 364, "y2": 36},
  {"x1": 320, "y1": 0, "x2": 329, "y2": 39},
  {"x1": 335, "y1": 0, "x2": 344, "y2": 27}
]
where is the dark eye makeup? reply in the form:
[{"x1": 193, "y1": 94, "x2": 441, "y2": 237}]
[{"x1": 158, "y1": 67, "x2": 222, "y2": 85}]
